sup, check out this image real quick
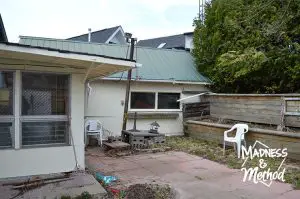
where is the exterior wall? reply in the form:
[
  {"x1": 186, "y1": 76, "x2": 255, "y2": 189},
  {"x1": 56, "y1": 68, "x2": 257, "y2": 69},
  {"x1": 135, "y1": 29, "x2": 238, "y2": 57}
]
[
  {"x1": 0, "y1": 73, "x2": 85, "y2": 178},
  {"x1": 85, "y1": 80, "x2": 208, "y2": 136}
]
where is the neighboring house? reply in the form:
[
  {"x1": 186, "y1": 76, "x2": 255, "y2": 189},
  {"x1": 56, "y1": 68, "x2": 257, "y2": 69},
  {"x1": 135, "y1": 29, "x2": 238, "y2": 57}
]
[
  {"x1": 19, "y1": 36, "x2": 211, "y2": 136},
  {"x1": 0, "y1": 19, "x2": 135, "y2": 178},
  {"x1": 137, "y1": 32, "x2": 194, "y2": 51},
  {"x1": 67, "y1": 25, "x2": 127, "y2": 44}
]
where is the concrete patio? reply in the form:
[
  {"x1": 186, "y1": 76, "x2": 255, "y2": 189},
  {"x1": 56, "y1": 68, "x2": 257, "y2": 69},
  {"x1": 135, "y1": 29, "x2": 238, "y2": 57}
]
[
  {"x1": 0, "y1": 172, "x2": 106, "y2": 199},
  {"x1": 86, "y1": 148, "x2": 300, "y2": 199}
]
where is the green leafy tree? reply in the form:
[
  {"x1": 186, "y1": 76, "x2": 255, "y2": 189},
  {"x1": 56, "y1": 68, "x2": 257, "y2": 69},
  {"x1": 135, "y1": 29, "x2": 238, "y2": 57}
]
[{"x1": 193, "y1": 0, "x2": 300, "y2": 93}]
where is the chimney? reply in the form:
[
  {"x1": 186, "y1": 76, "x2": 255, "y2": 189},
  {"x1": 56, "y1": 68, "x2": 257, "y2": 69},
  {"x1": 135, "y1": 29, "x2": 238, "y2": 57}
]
[{"x1": 88, "y1": 28, "x2": 92, "y2": 42}]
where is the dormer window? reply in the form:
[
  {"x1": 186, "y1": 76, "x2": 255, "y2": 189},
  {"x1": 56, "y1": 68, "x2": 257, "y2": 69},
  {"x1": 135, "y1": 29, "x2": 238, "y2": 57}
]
[{"x1": 157, "y1": 43, "x2": 166, "y2": 48}]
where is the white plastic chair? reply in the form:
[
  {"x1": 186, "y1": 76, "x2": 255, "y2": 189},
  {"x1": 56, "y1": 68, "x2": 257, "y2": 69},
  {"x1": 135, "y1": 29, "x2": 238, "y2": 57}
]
[
  {"x1": 223, "y1": 124, "x2": 248, "y2": 158},
  {"x1": 85, "y1": 120, "x2": 103, "y2": 147}
]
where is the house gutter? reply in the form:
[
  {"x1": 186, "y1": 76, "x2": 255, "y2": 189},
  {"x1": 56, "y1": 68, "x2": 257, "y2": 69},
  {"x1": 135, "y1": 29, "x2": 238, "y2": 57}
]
[{"x1": 101, "y1": 77, "x2": 211, "y2": 85}]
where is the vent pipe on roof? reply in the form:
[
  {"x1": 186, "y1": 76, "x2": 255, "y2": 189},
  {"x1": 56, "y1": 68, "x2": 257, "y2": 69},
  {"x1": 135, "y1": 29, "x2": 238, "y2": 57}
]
[
  {"x1": 88, "y1": 28, "x2": 92, "y2": 42},
  {"x1": 125, "y1": 32, "x2": 132, "y2": 43}
]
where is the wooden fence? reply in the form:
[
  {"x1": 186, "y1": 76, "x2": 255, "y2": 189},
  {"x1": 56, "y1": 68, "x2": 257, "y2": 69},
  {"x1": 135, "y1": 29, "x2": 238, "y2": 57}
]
[
  {"x1": 201, "y1": 94, "x2": 300, "y2": 128},
  {"x1": 182, "y1": 102, "x2": 210, "y2": 119}
]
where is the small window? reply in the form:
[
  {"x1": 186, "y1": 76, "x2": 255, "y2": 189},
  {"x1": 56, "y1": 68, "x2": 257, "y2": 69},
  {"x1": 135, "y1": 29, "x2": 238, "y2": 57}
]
[
  {"x1": 130, "y1": 92, "x2": 155, "y2": 109},
  {"x1": 157, "y1": 43, "x2": 166, "y2": 48},
  {"x1": 158, "y1": 93, "x2": 180, "y2": 109}
]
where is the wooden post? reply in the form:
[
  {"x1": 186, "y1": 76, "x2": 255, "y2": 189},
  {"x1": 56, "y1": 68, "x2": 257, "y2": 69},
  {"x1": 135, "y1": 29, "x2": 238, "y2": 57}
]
[{"x1": 122, "y1": 38, "x2": 136, "y2": 131}]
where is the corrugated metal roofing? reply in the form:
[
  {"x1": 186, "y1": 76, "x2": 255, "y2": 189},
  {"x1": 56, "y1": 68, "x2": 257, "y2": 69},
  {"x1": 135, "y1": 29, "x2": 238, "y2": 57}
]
[{"x1": 19, "y1": 36, "x2": 211, "y2": 83}]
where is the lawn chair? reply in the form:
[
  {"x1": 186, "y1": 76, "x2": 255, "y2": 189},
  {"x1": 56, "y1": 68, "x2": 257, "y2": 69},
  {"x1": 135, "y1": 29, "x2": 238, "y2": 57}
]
[
  {"x1": 223, "y1": 124, "x2": 248, "y2": 158},
  {"x1": 85, "y1": 120, "x2": 103, "y2": 147}
]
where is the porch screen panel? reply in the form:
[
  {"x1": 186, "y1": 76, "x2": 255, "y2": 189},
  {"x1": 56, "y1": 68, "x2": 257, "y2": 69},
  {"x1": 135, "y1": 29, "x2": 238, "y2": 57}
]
[
  {"x1": 0, "y1": 71, "x2": 14, "y2": 148},
  {"x1": 21, "y1": 73, "x2": 69, "y2": 146},
  {"x1": 0, "y1": 72, "x2": 13, "y2": 115},
  {"x1": 22, "y1": 73, "x2": 69, "y2": 115}
]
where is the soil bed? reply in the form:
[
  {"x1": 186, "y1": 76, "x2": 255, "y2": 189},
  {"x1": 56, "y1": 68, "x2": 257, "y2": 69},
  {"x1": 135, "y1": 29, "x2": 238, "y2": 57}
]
[{"x1": 126, "y1": 184, "x2": 174, "y2": 199}]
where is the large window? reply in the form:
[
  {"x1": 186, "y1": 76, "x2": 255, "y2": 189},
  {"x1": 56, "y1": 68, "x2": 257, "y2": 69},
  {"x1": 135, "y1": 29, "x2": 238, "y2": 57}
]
[
  {"x1": 21, "y1": 73, "x2": 70, "y2": 146},
  {"x1": 0, "y1": 71, "x2": 14, "y2": 148},
  {"x1": 130, "y1": 92, "x2": 180, "y2": 110},
  {"x1": 130, "y1": 92, "x2": 155, "y2": 109},
  {"x1": 0, "y1": 71, "x2": 70, "y2": 149}
]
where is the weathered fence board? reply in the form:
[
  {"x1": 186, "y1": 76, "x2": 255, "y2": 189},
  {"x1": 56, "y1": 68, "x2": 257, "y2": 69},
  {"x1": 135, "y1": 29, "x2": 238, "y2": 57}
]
[
  {"x1": 183, "y1": 102, "x2": 210, "y2": 119},
  {"x1": 206, "y1": 94, "x2": 300, "y2": 128}
]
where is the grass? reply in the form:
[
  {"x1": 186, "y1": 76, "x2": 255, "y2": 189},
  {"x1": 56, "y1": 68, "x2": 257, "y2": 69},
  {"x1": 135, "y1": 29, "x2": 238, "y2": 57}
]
[{"x1": 161, "y1": 136, "x2": 300, "y2": 189}]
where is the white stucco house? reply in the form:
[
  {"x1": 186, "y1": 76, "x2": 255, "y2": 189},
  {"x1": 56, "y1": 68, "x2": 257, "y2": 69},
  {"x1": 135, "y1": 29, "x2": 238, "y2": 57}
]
[
  {"x1": 0, "y1": 21, "x2": 135, "y2": 178},
  {"x1": 19, "y1": 36, "x2": 211, "y2": 137}
]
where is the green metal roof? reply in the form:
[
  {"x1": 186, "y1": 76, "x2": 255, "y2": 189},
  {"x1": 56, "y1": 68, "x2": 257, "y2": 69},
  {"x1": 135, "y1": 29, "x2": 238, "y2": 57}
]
[{"x1": 19, "y1": 36, "x2": 211, "y2": 83}]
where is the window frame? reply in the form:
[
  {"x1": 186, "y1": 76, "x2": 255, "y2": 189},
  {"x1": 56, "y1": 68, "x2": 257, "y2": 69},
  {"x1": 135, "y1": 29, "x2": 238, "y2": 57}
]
[
  {"x1": 19, "y1": 71, "x2": 71, "y2": 147},
  {"x1": 129, "y1": 91, "x2": 181, "y2": 112}
]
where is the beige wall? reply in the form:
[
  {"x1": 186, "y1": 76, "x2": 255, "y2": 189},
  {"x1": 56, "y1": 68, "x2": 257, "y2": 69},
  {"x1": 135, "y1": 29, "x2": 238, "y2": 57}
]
[
  {"x1": 85, "y1": 80, "x2": 208, "y2": 136},
  {"x1": 0, "y1": 73, "x2": 85, "y2": 178}
]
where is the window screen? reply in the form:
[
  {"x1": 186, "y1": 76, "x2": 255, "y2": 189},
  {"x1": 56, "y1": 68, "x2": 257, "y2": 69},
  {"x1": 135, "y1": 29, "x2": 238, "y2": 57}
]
[
  {"x1": 0, "y1": 71, "x2": 13, "y2": 115},
  {"x1": 130, "y1": 92, "x2": 155, "y2": 109},
  {"x1": 22, "y1": 73, "x2": 69, "y2": 115},
  {"x1": 158, "y1": 93, "x2": 180, "y2": 109}
]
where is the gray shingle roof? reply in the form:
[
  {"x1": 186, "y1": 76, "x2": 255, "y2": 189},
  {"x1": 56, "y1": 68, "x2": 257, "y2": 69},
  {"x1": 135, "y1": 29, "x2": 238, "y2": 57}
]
[
  {"x1": 19, "y1": 36, "x2": 211, "y2": 84},
  {"x1": 0, "y1": 14, "x2": 8, "y2": 42},
  {"x1": 67, "y1": 26, "x2": 120, "y2": 43},
  {"x1": 137, "y1": 34, "x2": 185, "y2": 49}
]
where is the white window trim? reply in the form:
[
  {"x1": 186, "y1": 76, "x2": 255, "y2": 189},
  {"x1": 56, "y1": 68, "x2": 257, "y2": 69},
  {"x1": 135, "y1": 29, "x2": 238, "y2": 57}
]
[{"x1": 129, "y1": 91, "x2": 181, "y2": 112}]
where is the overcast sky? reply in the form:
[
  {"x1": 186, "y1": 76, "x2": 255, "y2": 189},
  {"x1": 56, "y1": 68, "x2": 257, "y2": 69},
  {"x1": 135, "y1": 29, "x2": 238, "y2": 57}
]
[{"x1": 1, "y1": 0, "x2": 200, "y2": 42}]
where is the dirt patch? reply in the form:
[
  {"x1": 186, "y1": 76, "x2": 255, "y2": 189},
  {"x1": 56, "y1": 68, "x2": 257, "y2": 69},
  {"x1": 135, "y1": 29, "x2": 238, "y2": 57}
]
[{"x1": 126, "y1": 184, "x2": 175, "y2": 199}]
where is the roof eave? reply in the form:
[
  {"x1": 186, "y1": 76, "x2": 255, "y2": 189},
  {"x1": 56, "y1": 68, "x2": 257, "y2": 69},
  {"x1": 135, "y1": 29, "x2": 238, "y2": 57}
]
[{"x1": 0, "y1": 43, "x2": 135, "y2": 81}]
